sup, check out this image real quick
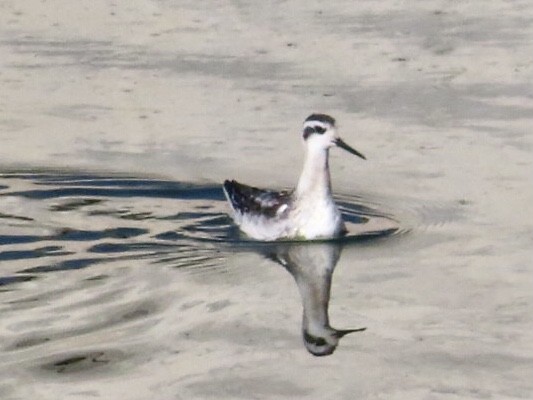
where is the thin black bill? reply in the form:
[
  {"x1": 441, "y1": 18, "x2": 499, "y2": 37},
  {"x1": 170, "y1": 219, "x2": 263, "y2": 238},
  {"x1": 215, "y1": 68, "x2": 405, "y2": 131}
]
[{"x1": 335, "y1": 138, "x2": 366, "y2": 160}]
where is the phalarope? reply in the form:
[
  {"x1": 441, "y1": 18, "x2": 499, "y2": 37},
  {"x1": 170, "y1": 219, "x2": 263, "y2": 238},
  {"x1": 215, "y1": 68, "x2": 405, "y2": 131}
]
[{"x1": 223, "y1": 113, "x2": 365, "y2": 241}]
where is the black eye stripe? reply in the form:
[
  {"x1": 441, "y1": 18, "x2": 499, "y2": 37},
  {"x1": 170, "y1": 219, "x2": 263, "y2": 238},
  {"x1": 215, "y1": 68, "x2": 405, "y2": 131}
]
[{"x1": 303, "y1": 125, "x2": 327, "y2": 139}]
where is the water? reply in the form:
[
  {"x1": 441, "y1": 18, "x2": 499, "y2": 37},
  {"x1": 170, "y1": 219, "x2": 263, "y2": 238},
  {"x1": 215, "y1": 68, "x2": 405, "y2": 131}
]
[
  {"x1": 2, "y1": 170, "x2": 529, "y2": 398},
  {"x1": 0, "y1": 171, "x2": 409, "y2": 396},
  {"x1": 1, "y1": 0, "x2": 532, "y2": 398}
]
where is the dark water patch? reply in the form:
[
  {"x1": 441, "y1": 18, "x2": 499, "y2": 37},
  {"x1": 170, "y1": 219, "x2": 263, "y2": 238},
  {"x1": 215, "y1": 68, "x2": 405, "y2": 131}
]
[
  {"x1": 49, "y1": 198, "x2": 103, "y2": 211},
  {"x1": 0, "y1": 234, "x2": 43, "y2": 246},
  {"x1": 88, "y1": 241, "x2": 181, "y2": 254},
  {"x1": 0, "y1": 275, "x2": 36, "y2": 288},
  {"x1": 0, "y1": 173, "x2": 225, "y2": 201},
  {"x1": 194, "y1": 205, "x2": 214, "y2": 210},
  {"x1": 39, "y1": 350, "x2": 125, "y2": 374},
  {"x1": 0, "y1": 246, "x2": 69, "y2": 261},
  {"x1": 0, "y1": 212, "x2": 34, "y2": 222},
  {"x1": 54, "y1": 227, "x2": 148, "y2": 241},
  {"x1": 20, "y1": 258, "x2": 104, "y2": 273},
  {"x1": 153, "y1": 231, "x2": 186, "y2": 241}
]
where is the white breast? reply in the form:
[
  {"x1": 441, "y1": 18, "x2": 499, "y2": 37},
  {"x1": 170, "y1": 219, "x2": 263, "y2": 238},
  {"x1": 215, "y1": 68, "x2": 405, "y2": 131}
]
[{"x1": 291, "y1": 198, "x2": 344, "y2": 239}]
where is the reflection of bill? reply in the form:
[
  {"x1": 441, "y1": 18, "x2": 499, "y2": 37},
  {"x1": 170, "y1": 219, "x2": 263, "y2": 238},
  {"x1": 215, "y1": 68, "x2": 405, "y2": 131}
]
[{"x1": 265, "y1": 242, "x2": 366, "y2": 357}]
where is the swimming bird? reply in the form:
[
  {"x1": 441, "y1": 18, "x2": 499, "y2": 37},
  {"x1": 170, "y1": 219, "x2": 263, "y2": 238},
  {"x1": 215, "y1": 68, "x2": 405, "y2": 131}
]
[{"x1": 223, "y1": 113, "x2": 366, "y2": 241}]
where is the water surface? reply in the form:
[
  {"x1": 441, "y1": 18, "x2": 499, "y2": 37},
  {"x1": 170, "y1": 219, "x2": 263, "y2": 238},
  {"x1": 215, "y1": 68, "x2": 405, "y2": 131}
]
[
  {"x1": 0, "y1": 171, "x2": 409, "y2": 397},
  {"x1": 1, "y1": 0, "x2": 532, "y2": 398}
]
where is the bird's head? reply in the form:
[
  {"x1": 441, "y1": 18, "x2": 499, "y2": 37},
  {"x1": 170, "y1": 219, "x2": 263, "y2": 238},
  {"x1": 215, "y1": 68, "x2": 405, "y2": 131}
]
[{"x1": 302, "y1": 113, "x2": 366, "y2": 160}]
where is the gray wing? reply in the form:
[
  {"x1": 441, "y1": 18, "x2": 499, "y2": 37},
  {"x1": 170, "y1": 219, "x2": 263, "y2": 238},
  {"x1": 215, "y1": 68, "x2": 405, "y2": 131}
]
[{"x1": 223, "y1": 180, "x2": 291, "y2": 218}]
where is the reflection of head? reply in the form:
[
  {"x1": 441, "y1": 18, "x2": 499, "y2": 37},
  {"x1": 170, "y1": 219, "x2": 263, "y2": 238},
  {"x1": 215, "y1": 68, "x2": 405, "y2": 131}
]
[
  {"x1": 303, "y1": 327, "x2": 367, "y2": 356},
  {"x1": 304, "y1": 329, "x2": 338, "y2": 357}
]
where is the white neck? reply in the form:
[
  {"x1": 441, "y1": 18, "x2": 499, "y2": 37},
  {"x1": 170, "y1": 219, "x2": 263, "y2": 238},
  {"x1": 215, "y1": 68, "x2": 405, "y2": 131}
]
[{"x1": 295, "y1": 147, "x2": 332, "y2": 198}]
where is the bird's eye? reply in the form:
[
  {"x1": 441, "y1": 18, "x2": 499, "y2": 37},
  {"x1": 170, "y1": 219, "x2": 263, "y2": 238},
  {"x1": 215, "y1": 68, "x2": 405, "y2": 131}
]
[{"x1": 315, "y1": 126, "x2": 326, "y2": 134}]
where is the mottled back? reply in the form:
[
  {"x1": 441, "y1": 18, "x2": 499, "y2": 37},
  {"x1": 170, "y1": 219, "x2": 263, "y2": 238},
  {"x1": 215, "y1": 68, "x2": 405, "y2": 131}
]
[{"x1": 223, "y1": 180, "x2": 291, "y2": 218}]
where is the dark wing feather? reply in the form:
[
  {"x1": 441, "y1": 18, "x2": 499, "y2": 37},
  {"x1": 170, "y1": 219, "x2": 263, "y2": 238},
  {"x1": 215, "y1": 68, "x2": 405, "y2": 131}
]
[{"x1": 223, "y1": 180, "x2": 291, "y2": 218}]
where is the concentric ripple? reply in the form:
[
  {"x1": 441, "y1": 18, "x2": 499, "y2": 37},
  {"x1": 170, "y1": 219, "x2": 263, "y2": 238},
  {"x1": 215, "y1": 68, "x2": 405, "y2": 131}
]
[{"x1": 0, "y1": 170, "x2": 412, "y2": 288}]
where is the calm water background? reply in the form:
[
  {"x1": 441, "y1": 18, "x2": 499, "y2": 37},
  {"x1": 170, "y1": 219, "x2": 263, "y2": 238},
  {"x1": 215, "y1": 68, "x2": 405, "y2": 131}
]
[{"x1": 1, "y1": 1, "x2": 532, "y2": 399}]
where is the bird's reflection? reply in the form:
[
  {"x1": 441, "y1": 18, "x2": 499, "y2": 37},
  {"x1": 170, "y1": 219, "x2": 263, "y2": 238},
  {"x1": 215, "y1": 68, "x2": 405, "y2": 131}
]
[{"x1": 263, "y1": 241, "x2": 365, "y2": 356}]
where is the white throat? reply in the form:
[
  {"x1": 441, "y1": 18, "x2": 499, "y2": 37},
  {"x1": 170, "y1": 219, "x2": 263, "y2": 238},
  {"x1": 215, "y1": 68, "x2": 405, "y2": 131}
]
[{"x1": 295, "y1": 146, "x2": 332, "y2": 198}]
